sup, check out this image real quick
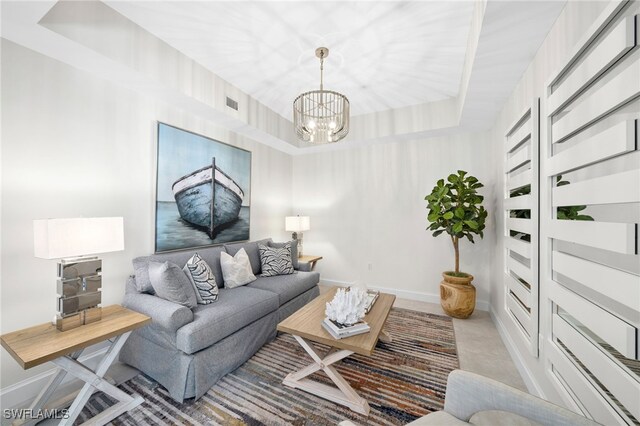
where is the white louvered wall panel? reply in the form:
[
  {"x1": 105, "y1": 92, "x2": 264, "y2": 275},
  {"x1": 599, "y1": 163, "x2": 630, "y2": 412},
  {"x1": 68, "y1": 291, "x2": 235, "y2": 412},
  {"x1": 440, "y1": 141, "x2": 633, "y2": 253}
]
[
  {"x1": 541, "y1": 2, "x2": 640, "y2": 424},
  {"x1": 504, "y1": 103, "x2": 539, "y2": 357}
]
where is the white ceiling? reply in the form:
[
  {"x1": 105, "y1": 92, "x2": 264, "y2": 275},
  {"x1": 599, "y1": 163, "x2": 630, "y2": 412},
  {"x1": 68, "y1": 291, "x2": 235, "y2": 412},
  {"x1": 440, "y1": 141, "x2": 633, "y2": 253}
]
[
  {"x1": 107, "y1": 1, "x2": 476, "y2": 119},
  {"x1": 1, "y1": 0, "x2": 568, "y2": 154}
]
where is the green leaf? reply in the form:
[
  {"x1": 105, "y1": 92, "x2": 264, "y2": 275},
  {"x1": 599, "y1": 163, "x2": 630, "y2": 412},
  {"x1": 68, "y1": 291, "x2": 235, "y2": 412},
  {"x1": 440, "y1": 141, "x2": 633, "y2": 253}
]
[
  {"x1": 464, "y1": 220, "x2": 479, "y2": 229},
  {"x1": 432, "y1": 230, "x2": 445, "y2": 237},
  {"x1": 447, "y1": 174, "x2": 458, "y2": 183},
  {"x1": 443, "y1": 211, "x2": 454, "y2": 220},
  {"x1": 453, "y1": 222, "x2": 463, "y2": 233},
  {"x1": 455, "y1": 207, "x2": 465, "y2": 218}
]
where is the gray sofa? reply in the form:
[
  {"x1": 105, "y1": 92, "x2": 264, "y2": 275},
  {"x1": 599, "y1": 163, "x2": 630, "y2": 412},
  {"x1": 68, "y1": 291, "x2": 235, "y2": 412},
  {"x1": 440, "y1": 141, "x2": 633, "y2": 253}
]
[{"x1": 119, "y1": 238, "x2": 320, "y2": 402}]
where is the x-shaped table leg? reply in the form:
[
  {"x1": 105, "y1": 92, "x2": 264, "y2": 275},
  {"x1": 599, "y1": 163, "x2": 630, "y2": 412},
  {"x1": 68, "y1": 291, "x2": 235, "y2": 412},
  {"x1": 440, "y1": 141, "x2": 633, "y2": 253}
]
[
  {"x1": 13, "y1": 331, "x2": 143, "y2": 426},
  {"x1": 283, "y1": 335, "x2": 370, "y2": 415}
]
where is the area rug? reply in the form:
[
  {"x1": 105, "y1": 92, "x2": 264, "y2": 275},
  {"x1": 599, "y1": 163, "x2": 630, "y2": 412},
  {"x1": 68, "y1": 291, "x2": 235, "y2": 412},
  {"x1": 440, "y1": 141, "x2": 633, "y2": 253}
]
[{"x1": 79, "y1": 308, "x2": 458, "y2": 425}]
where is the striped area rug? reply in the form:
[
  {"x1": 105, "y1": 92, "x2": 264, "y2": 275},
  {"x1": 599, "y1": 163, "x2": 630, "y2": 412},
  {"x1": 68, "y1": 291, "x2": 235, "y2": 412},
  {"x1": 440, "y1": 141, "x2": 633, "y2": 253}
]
[{"x1": 79, "y1": 308, "x2": 458, "y2": 425}]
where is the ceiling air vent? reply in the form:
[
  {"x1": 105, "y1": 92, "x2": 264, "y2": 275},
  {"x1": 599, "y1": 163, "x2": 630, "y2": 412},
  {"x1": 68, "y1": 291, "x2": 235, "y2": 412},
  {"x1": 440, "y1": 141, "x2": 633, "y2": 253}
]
[{"x1": 226, "y1": 96, "x2": 238, "y2": 111}]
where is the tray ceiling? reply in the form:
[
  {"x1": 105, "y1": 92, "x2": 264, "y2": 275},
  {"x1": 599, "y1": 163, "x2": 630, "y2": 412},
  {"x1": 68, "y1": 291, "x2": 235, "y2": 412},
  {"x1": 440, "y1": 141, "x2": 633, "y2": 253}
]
[{"x1": 107, "y1": 1, "x2": 476, "y2": 119}]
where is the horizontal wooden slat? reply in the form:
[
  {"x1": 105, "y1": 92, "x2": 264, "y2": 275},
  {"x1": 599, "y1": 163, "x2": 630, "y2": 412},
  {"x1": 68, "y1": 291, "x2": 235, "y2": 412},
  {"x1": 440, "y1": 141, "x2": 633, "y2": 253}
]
[
  {"x1": 549, "y1": 220, "x2": 636, "y2": 254},
  {"x1": 553, "y1": 314, "x2": 640, "y2": 418},
  {"x1": 507, "y1": 217, "x2": 533, "y2": 235},
  {"x1": 505, "y1": 235, "x2": 532, "y2": 259},
  {"x1": 548, "y1": 16, "x2": 636, "y2": 116},
  {"x1": 504, "y1": 194, "x2": 533, "y2": 210},
  {"x1": 547, "y1": 119, "x2": 637, "y2": 174},
  {"x1": 507, "y1": 292, "x2": 532, "y2": 335},
  {"x1": 507, "y1": 169, "x2": 532, "y2": 191},
  {"x1": 506, "y1": 273, "x2": 531, "y2": 307},
  {"x1": 553, "y1": 251, "x2": 640, "y2": 312},
  {"x1": 507, "y1": 256, "x2": 533, "y2": 285},
  {"x1": 506, "y1": 117, "x2": 532, "y2": 153},
  {"x1": 553, "y1": 169, "x2": 640, "y2": 206},
  {"x1": 552, "y1": 58, "x2": 640, "y2": 143},
  {"x1": 506, "y1": 145, "x2": 531, "y2": 173},
  {"x1": 551, "y1": 282, "x2": 637, "y2": 358},
  {"x1": 548, "y1": 342, "x2": 628, "y2": 425}
]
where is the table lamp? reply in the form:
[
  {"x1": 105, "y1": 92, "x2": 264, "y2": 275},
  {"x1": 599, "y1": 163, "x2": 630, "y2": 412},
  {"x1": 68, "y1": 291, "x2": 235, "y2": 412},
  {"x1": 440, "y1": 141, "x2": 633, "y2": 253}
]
[
  {"x1": 33, "y1": 217, "x2": 124, "y2": 331},
  {"x1": 285, "y1": 215, "x2": 310, "y2": 257}
]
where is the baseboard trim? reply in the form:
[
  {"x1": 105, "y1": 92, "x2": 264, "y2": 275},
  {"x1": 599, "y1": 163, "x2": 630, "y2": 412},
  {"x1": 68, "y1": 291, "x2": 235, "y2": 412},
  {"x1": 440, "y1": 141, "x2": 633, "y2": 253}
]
[
  {"x1": 0, "y1": 345, "x2": 108, "y2": 409},
  {"x1": 490, "y1": 307, "x2": 545, "y2": 398},
  {"x1": 321, "y1": 278, "x2": 490, "y2": 312}
]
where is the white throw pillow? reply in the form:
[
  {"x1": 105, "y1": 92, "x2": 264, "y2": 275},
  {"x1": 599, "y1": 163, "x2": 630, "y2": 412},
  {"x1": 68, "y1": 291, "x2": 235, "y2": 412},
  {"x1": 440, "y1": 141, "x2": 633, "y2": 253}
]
[{"x1": 220, "y1": 248, "x2": 257, "y2": 288}]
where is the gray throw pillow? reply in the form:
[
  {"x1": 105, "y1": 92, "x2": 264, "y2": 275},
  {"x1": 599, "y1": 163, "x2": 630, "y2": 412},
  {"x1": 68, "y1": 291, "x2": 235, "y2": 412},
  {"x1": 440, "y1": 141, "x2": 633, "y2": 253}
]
[
  {"x1": 268, "y1": 240, "x2": 299, "y2": 269},
  {"x1": 183, "y1": 253, "x2": 219, "y2": 304},
  {"x1": 258, "y1": 242, "x2": 295, "y2": 277},
  {"x1": 148, "y1": 261, "x2": 198, "y2": 309}
]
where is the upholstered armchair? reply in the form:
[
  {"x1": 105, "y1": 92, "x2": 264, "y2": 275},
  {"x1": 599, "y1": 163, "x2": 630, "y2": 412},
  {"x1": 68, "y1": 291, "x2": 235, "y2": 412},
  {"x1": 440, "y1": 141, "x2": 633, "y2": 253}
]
[{"x1": 340, "y1": 370, "x2": 600, "y2": 426}]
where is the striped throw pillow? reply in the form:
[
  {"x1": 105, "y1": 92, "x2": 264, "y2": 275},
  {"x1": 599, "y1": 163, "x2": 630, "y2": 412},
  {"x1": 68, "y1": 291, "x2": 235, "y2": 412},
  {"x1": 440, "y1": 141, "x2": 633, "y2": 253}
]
[
  {"x1": 258, "y1": 243, "x2": 295, "y2": 277},
  {"x1": 183, "y1": 253, "x2": 218, "y2": 304}
]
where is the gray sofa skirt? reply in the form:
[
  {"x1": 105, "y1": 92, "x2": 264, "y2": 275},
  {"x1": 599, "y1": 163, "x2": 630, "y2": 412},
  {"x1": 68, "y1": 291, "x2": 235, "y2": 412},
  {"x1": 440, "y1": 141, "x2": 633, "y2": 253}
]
[
  {"x1": 121, "y1": 310, "x2": 278, "y2": 402},
  {"x1": 120, "y1": 285, "x2": 319, "y2": 402}
]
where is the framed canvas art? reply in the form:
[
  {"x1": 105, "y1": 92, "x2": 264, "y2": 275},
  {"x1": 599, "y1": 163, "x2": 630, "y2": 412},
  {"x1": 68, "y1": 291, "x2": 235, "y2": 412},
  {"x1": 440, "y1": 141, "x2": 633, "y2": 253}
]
[{"x1": 155, "y1": 122, "x2": 251, "y2": 253}]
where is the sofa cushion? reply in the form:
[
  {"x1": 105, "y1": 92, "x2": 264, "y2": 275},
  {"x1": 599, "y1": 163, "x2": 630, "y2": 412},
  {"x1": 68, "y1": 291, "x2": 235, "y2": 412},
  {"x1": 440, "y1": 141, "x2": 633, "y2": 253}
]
[
  {"x1": 268, "y1": 240, "x2": 299, "y2": 269},
  {"x1": 133, "y1": 245, "x2": 226, "y2": 293},
  {"x1": 148, "y1": 261, "x2": 198, "y2": 309},
  {"x1": 246, "y1": 271, "x2": 319, "y2": 306},
  {"x1": 175, "y1": 286, "x2": 279, "y2": 354},
  {"x1": 409, "y1": 411, "x2": 468, "y2": 425},
  {"x1": 224, "y1": 238, "x2": 272, "y2": 275},
  {"x1": 469, "y1": 410, "x2": 542, "y2": 426}
]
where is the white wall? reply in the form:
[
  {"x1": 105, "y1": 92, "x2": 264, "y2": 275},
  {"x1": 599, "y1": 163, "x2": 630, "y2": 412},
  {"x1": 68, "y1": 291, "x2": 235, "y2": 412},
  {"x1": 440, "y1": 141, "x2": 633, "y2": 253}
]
[
  {"x1": 292, "y1": 132, "x2": 495, "y2": 309},
  {"x1": 0, "y1": 40, "x2": 293, "y2": 390},
  {"x1": 487, "y1": 0, "x2": 610, "y2": 402}
]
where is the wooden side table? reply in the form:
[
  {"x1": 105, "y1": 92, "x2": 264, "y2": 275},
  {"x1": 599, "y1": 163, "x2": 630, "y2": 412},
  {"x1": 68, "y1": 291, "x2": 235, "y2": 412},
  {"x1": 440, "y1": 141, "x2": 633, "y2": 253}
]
[
  {"x1": 299, "y1": 254, "x2": 323, "y2": 271},
  {"x1": 1, "y1": 305, "x2": 150, "y2": 426}
]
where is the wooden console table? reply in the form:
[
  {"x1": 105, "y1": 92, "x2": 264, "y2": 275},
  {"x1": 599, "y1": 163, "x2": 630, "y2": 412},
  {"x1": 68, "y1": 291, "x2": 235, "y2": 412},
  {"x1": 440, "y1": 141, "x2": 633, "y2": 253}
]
[{"x1": 0, "y1": 305, "x2": 150, "y2": 426}]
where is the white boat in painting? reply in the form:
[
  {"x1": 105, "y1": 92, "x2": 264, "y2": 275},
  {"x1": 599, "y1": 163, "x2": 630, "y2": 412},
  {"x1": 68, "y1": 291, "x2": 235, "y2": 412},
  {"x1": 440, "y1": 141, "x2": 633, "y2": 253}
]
[{"x1": 172, "y1": 158, "x2": 244, "y2": 237}]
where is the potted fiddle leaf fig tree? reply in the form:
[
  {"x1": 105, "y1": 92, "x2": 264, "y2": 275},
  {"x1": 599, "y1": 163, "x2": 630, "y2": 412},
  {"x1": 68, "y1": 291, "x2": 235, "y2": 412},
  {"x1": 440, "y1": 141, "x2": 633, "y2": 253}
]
[{"x1": 425, "y1": 170, "x2": 487, "y2": 318}]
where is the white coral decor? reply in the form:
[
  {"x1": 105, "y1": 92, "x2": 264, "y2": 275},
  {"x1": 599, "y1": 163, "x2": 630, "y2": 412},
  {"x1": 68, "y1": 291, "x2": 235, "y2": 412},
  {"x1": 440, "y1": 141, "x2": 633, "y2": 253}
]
[{"x1": 325, "y1": 288, "x2": 368, "y2": 325}]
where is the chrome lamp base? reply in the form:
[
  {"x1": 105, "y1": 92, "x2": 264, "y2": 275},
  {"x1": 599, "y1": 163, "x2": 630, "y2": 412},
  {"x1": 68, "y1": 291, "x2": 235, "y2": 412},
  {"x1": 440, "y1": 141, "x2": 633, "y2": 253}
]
[
  {"x1": 291, "y1": 232, "x2": 304, "y2": 258},
  {"x1": 56, "y1": 256, "x2": 103, "y2": 331}
]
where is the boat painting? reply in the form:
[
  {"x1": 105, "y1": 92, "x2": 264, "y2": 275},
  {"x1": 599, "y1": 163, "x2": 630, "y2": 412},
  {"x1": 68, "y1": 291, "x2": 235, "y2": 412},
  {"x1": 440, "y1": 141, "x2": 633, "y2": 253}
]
[
  {"x1": 155, "y1": 122, "x2": 251, "y2": 253},
  {"x1": 172, "y1": 159, "x2": 244, "y2": 237}
]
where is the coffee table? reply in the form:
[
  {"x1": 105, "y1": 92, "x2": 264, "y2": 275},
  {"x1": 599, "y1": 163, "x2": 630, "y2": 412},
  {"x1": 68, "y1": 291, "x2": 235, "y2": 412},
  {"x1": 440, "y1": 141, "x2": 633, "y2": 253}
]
[{"x1": 277, "y1": 287, "x2": 395, "y2": 415}]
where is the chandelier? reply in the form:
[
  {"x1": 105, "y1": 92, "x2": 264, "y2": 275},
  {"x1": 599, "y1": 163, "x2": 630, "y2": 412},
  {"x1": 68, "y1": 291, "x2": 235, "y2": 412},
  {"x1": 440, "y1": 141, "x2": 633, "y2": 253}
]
[{"x1": 293, "y1": 47, "x2": 349, "y2": 144}]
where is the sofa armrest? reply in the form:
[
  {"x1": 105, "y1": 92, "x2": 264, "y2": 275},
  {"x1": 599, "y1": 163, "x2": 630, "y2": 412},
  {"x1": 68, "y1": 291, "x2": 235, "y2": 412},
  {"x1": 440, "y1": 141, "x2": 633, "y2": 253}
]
[
  {"x1": 444, "y1": 370, "x2": 600, "y2": 425},
  {"x1": 298, "y1": 262, "x2": 312, "y2": 272},
  {"x1": 122, "y1": 293, "x2": 194, "y2": 334}
]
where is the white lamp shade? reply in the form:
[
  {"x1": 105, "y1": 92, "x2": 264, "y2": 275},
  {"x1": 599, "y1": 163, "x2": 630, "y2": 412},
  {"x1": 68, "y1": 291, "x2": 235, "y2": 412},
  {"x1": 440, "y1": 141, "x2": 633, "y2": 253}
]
[
  {"x1": 34, "y1": 217, "x2": 125, "y2": 259},
  {"x1": 285, "y1": 216, "x2": 310, "y2": 232}
]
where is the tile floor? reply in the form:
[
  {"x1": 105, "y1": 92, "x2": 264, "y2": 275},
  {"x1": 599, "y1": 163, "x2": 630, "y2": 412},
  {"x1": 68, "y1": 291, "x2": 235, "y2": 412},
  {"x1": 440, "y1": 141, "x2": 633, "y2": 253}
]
[{"x1": 320, "y1": 283, "x2": 527, "y2": 392}]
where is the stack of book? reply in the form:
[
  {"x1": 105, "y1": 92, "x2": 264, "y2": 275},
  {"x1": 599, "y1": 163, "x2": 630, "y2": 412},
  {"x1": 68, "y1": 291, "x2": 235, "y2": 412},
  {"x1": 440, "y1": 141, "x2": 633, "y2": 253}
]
[{"x1": 322, "y1": 318, "x2": 370, "y2": 340}]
